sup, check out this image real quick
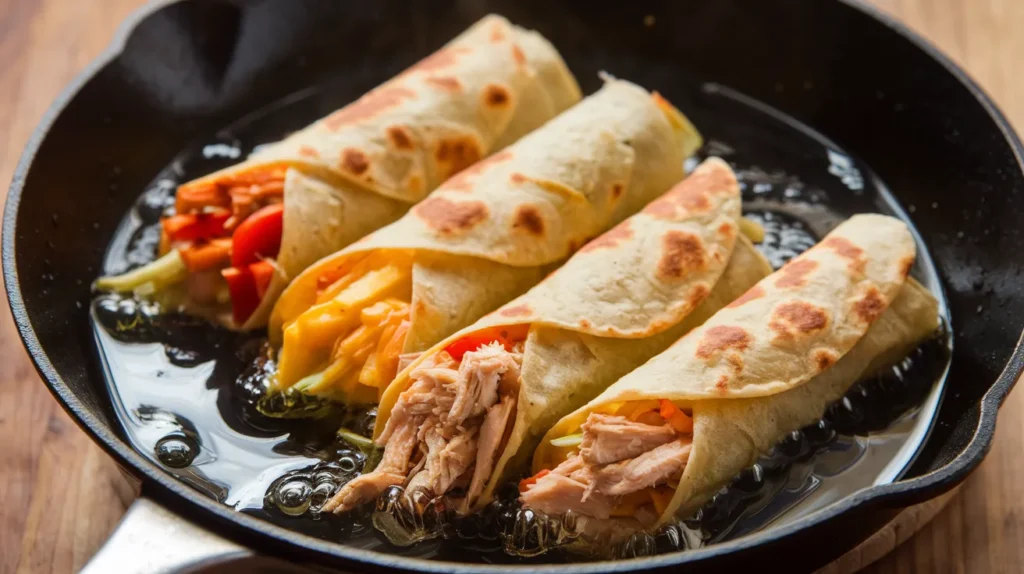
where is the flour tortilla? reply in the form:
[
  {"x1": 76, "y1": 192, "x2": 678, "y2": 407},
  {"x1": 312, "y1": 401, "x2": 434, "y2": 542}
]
[
  {"x1": 270, "y1": 78, "x2": 703, "y2": 370},
  {"x1": 532, "y1": 215, "x2": 939, "y2": 529},
  {"x1": 189, "y1": 14, "x2": 582, "y2": 329},
  {"x1": 371, "y1": 159, "x2": 771, "y2": 510}
]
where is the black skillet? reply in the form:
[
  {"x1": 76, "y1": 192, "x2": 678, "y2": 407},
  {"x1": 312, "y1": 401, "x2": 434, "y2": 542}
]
[{"x1": 5, "y1": 0, "x2": 1024, "y2": 572}]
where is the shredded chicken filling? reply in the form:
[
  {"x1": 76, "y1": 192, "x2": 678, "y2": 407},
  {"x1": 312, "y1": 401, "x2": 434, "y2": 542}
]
[
  {"x1": 521, "y1": 406, "x2": 693, "y2": 527},
  {"x1": 323, "y1": 341, "x2": 523, "y2": 514}
]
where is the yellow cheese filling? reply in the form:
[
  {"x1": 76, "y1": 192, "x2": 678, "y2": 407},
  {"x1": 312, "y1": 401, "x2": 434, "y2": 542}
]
[{"x1": 274, "y1": 252, "x2": 414, "y2": 404}]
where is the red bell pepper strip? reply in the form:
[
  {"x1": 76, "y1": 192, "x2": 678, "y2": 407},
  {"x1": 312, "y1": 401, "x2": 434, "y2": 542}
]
[
  {"x1": 444, "y1": 327, "x2": 514, "y2": 362},
  {"x1": 222, "y1": 266, "x2": 260, "y2": 325},
  {"x1": 231, "y1": 203, "x2": 284, "y2": 268},
  {"x1": 250, "y1": 260, "x2": 276, "y2": 299},
  {"x1": 223, "y1": 260, "x2": 278, "y2": 324}
]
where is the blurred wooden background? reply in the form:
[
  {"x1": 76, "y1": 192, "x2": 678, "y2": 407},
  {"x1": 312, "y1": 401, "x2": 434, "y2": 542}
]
[{"x1": 0, "y1": 0, "x2": 1021, "y2": 572}]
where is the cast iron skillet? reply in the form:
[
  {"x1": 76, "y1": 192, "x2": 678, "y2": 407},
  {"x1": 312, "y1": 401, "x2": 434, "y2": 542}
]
[{"x1": 5, "y1": 0, "x2": 1024, "y2": 572}]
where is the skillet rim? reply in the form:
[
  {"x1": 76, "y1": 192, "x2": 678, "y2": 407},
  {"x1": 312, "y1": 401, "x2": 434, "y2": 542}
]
[{"x1": 3, "y1": 0, "x2": 1023, "y2": 571}]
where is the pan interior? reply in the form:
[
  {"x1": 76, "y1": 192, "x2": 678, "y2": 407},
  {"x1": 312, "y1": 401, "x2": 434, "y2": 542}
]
[{"x1": 90, "y1": 73, "x2": 951, "y2": 562}]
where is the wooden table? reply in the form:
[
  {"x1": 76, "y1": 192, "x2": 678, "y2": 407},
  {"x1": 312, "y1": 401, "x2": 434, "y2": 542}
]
[{"x1": 1, "y1": 1, "x2": 1021, "y2": 572}]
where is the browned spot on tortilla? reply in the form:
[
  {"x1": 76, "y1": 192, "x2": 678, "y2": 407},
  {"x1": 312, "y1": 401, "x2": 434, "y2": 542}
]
[
  {"x1": 643, "y1": 168, "x2": 732, "y2": 220},
  {"x1": 647, "y1": 319, "x2": 670, "y2": 333},
  {"x1": 435, "y1": 136, "x2": 483, "y2": 181},
  {"x1": 483, "y1": 84, "x2": 511, "y2": 108},
  {"x1": 725, "y1": 353, "x2": 745, "y2": 372},
  {"x1": 514, "y1": 205, "x2": 545, "y2": 236},
  {"x1": 509, "y1": 172, "x2": 528, "y2": 185},
  {"x1": 727, "y1": 285, "x2": 766, "y2": 308},
  {"x1": 298, "y1": 145, "x2": 320, "y2": 159},
  {"x1": 813, "y1": 349, "x2": 839, "y2": 371},
  {"x1": 341, "y1": 148, "x2": 369, "y2": 175},
  {"x1": 414, "y1": 197, "x2": 488, "y2": 235},
  {"x1": 611, "y1": 183, "x2": 625, "y2": 200},
  {"x1": 426, "y1": 76, "x2": 462, "y2": 92},
  {"x1": 499, "y1": 304, "x2": 532, "y2": 318},
  {"x1": 580, "y1": 221, "x2": 634, "y2": 252},
  {"x1": 854, "y1": 286, "x2": 887, "y2": 323},
  {"x1": 489, "y1": 21, "x2": 507, "y2": 42},
  {"x1": 696, "y1": 326, "x2": 752, "y2": 359},
  {"x1": 444, "y1": 150, "x2": 514, "y2": 191},
  {"x1": 823, "y1": 236, "x2": 867, "y2": 273},
  {"x1": 578, "y1": 319, "x2": 592, "y2": 329},
  {"x1": 715, "y1": 374, "x2": 730, "y2": 392},
  {"x1": 658, "y1": 231, "x2": 706, "y2": 280},
  {"x1": 404, "y1": 47, "x2": 470, "y2": 75},
  {"x1": 769, "y1": 301, "x2": 829, "y2": 340},
  {"x1": 822, "y1": 236, "x2": 864, "y2": 261},
  {"x1": 405, "y1": 174, "x2": 425, "y2": 195},
  {"x1": 386, "y1": 126, "x2": 414, "y2": 150},
  {"x1": 718, "y1": 221, "x2": 735, "y2": 238},
  {"x1": 511, "y1": 45, "x2": 526, "y2": 66},
  {"x1": 900, "y1": 256, "x2": 915, "y2": 279},
  {"x1": 323, "y1": 86, "x2": 415, "y2": 130},
  {"x1": 687, "y1": 283, "x2": 711, "y2": 308},
  {"x1": 775, "y1": 259, "x2": 818, "y2": 289}
]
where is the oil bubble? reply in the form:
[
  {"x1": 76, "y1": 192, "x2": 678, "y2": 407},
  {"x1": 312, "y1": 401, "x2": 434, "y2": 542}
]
[
  {"x1": 155, "y1": 434, "x2": 198, "y2": 468},
  {"x1": 274, "y1": 479, "x2": 313, "y2": 516}
]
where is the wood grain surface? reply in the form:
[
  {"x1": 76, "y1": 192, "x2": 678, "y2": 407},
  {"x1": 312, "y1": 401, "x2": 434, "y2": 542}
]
[{"x1": 0, "y1": 1, "x2": 1021, "y2": 573}]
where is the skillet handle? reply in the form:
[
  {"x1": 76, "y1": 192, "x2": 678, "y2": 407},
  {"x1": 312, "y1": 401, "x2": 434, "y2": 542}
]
[{"x1": 81, "y1": 497, "x2": 254, "y2": 574}]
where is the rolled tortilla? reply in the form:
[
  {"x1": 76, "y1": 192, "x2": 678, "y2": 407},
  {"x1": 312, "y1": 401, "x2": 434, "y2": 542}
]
[
  {"x1": 527, "y1": 214, "x2": 940, "y2": 541},
  {"x1": 99, "y1": 14, "x2": 582, "y2": 330},
  {"x1": 321, "y1": 158, "x2": 771, "y2": 516},
  {"x1": 268, "y1": 78, "x2": 703, "y2": 407}
]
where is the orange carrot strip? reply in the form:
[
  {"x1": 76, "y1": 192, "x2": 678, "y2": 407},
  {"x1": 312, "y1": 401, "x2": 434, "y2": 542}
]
[
  {"x1": 179, "y1": 238, "x2": 232, "y2": 272},
  {"x1": 659, "y1": 399, "x2": 694, "y2": 434}
]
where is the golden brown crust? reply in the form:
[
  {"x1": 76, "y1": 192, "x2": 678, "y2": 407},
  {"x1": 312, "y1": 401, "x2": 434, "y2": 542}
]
[
  {"x1": 323, "y1": 86, "x2": 416, "y2": 131},
  {"x1": 775, "y1": 259, "x2": 818, "y2": 289},
  {"x1": 414, "y1": 197, "x2": 489, "y2": 235},
  {"x1": 658, "y1": 231, "x2": 707, "y2": 280},
  {"x1": 726, "y1": 284, "x2": 766, "y2": 309},
  {"x1": 513, "y1": 205, "x2": 546, "y2": 236},
  {"x1": 769, "y1": 301, "x2": 830, "y2": 341},
  {"x1": 696, "y1": 325, "x2": 752, "y2": 359}
]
